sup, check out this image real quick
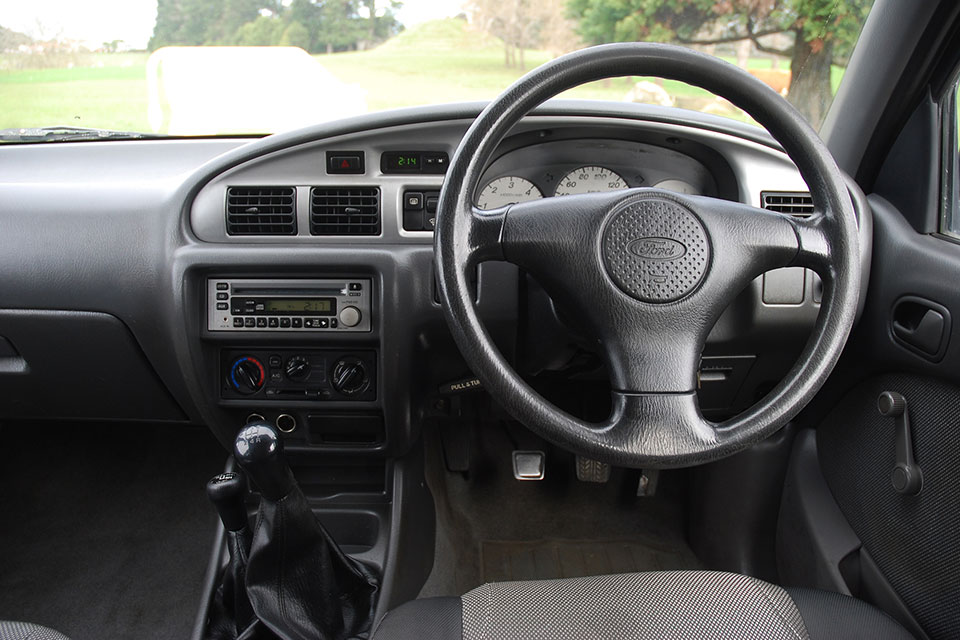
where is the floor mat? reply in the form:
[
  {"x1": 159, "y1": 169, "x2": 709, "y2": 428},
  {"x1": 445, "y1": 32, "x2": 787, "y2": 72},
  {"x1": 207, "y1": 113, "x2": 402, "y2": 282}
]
[
  {"x1": 0, "y1": 421, "x2": 226, "y2": 640},
  {"x1": 419, "y1": 423, "x2": 702, "y2": 597},
  {"x1": 480, "y1": 537, "x2": 701, "y2": 583}
]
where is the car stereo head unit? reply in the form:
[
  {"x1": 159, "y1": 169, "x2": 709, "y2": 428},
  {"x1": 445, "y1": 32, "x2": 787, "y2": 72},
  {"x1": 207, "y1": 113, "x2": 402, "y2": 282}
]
[{"x1": 207, "y1": 278, "x2": 372, "y2": 332}]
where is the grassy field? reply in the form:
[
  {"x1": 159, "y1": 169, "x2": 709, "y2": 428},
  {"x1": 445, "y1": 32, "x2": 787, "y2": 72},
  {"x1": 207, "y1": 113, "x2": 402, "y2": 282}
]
[
  {"x1": 0, "y1": 19, "x2": 842, "y2": 134},
  {"x1": 0, "y1": 53, "x2": 151, "y2": 131}
]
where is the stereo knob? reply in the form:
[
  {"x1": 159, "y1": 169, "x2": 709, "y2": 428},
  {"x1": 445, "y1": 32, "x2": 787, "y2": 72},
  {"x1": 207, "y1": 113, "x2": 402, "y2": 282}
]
[
  {"x1": 285, "y1": 356, "x2": 311, "y2": 381},
  {"x1": 339, "y1": 305, "x2": 362, "y2": 328},
  {"x1": 331, "y1": 358, "x2": 369, "y2": 396},
  {"x1": 229, "y1": 356, "x2": 265, "y2": 394}
]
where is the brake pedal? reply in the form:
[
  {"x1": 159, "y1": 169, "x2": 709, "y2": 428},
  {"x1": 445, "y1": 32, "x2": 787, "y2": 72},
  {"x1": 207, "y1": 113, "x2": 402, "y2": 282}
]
[
  {"x1": 512, "y1": 450, "x2": 546, "y2": 480},
  {"x1": 576, "y1": 456, "x2": 611, "y2": 483}
]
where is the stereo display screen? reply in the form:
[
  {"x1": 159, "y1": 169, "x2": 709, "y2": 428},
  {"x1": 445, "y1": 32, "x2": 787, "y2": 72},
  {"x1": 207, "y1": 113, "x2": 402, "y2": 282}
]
[{"x1": 263, "y1": 298, "x2": 335, "y2": 315}]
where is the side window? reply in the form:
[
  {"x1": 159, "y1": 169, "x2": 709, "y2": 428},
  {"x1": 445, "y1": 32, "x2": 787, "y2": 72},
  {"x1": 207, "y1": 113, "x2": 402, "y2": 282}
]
[{"x1": 941, "y1": 77, "x2": 960, "y2": 239}]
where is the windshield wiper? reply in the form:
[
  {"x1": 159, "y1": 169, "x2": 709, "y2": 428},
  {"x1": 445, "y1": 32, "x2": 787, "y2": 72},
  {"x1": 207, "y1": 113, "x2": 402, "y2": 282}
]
[{"x1": 0, "y1": 126, "x2": 169, "y2": 143}]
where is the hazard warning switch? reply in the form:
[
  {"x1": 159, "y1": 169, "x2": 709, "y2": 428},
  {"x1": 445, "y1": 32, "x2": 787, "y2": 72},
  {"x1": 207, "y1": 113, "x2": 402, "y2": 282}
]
[{"x1": 326, "y1": 151, "x2": 365, "y2": 174}]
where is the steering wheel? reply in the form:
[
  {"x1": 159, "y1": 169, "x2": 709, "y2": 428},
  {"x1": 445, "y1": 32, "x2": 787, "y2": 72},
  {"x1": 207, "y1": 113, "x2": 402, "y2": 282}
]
[{"x1": 435, "y1": 43, "x2": 859, "y2": 467}]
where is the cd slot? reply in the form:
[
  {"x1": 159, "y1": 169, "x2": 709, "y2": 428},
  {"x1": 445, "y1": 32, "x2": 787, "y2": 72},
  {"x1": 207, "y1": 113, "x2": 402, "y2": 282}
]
[{"x1": 233, "y1": 287, "x2": 346, "y2": 296}]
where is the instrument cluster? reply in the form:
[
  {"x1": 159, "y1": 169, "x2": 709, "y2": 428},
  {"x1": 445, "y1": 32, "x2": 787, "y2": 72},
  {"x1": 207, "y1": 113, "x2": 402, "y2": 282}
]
[{"x1": 474, "y1": 137, "x2": 717, "y2": 211}]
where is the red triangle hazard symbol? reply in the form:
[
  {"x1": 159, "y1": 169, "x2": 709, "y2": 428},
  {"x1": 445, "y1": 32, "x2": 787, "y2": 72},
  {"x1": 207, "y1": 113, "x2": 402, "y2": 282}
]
[{"x1": 341, "y1": 159, "x2": 350, "y2": 168}]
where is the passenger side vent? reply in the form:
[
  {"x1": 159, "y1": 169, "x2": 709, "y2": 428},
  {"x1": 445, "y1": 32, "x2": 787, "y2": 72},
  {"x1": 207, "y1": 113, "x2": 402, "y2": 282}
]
[
  {"x1": 310, "y1": 187, "x2": 381, "y2": 236},
  {"x1": 226, "y1": 186, "x2": 297, "y2": 235},
  {"x1": 761, "y1": 191, "x2": 814, "y2": 217}
]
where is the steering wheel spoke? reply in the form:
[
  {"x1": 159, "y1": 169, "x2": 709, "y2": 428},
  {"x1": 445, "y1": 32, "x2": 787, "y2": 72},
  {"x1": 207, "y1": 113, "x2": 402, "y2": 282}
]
[
  {"x1": 601, "y1": 320, "x2": 706, "y2": 394},
  {"x1": 499, "y1": 192, "x2": 615, "y2": 272},
  {"x1": 464, "y1": 204, "x2": 506, "y2": 265},
  {"x1": 792, "y1": 212, "x2": 835, "y2": 271},
  {"x1": 691, "y1": 196, "x2": 801, "y2": 301},
  {"x1": 600, "y1": 391, "x2": 718, "y2": 465}
]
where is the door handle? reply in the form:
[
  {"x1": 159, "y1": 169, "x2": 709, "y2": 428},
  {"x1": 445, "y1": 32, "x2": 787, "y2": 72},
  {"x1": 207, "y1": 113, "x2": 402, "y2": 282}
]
[{"x1": 891, "y1": 296, "x2": 951, "y2": 361}]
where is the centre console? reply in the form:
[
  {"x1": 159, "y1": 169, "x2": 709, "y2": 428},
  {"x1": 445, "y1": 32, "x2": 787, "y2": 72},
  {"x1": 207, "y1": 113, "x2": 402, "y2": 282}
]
[{"x1": 204, "y1": 276, "x2": 381, "y2": 449}]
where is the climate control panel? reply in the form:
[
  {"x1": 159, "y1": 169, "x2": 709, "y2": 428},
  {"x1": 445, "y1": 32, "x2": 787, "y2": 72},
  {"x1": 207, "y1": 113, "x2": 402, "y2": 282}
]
[{"x1": 220, "y1": 349, "x2": 376, "y2": 402}]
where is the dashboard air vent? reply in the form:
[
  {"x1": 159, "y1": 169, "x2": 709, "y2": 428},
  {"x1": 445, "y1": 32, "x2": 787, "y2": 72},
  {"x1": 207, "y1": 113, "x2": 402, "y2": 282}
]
[
  {"x1": 310, "y1": 187, "x2": 381, "y2": 236},
  {"x1": 761, "y1": 191, "x2": 814, "y2": 217},
  {"x1": 226, "y1": 187, "x2": 297, "y2": 235}
]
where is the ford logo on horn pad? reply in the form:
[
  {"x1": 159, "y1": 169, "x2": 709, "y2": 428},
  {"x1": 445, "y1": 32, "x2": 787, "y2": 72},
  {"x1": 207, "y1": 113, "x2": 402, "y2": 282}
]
[{"x1": 627, "y1": 237, "x2": 687, "y2": 261}]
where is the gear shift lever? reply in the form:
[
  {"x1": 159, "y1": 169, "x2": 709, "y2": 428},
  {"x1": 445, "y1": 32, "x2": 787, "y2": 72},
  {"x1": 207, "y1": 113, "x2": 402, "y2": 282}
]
[
  {"x1": 205, "y1": 470, "x2": 256, "y2": 639},
  {"x1": 234, "y1": 421, "x2": 378, "y2": 640},
  {"x1": 233, "y1": 423, "x2": 295, "y2": 501}
]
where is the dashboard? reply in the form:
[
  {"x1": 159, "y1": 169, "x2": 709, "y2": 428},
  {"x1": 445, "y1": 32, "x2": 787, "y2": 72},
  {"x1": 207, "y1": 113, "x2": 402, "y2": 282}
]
[{"x1": 0, "y1": 101, "x2": 872, "y2": 456}]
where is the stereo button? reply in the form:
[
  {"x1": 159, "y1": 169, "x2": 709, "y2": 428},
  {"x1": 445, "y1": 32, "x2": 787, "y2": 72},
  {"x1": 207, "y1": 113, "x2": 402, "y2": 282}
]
[
  {"x1": 256, "y1": 318, "x2": 267, "y2": 328},
  {"x1": 233, "y1": 318, "x2": 244, "y2": 327},
  {"x1": 280, "y1": 318, "x2": 291, "y2": 328},
  {"x1": 268, "y1": 317, "x2": 279, "y2": 328},
  {"x1": 292, "y1": 318, "x2": 303, "y2": 328},
  {"x1": 217, "y1": 302, "x2": 229, "y2": 311},
  {"x1": 216, "y1": 292, "x2": 228, "y2": 300},
  {"x1": 339, "y1": 306, "x2": 362, "y2": 328},
  {"x1": 216, "y1": 282, "x2": 229, "y2": 291},
  {"x1": 244, "y1": 318, "x2": 255, "y2": 327}
]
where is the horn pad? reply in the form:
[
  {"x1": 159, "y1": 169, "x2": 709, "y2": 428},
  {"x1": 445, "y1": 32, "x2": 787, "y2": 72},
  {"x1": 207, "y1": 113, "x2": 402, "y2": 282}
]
[{"x1": 602, "y1": 196, "x2": 710, "y2": 303}]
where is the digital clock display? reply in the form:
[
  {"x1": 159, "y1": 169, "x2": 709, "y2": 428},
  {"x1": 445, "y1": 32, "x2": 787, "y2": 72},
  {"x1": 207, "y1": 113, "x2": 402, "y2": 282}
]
[
  {"x1": 263, "y1": 298, "x2": 335, "y2": 315},
  {"x1": 381, "y1": 151, "x2": 449, "y2": 174}
]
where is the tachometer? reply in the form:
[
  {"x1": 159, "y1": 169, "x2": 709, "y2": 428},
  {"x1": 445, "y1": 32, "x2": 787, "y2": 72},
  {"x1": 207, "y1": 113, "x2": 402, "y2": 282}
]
[
  {"x1": 554, "y1": 166, "x2": 627, "y2": 196},
  {"x1": 476, "y1": 176, "x2": 543, "y2": 210}
]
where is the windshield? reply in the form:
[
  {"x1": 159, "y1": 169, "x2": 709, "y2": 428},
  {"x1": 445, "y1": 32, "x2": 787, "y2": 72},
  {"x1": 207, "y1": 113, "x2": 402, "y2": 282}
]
[{"x1": 0, "y1": 0, "x2": 874, "y2": 141}]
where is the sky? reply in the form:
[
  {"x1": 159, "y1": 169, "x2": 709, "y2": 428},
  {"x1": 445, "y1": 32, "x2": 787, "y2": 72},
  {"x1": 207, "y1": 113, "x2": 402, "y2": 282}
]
[{"x1": 2, "y1": 0, "x2": 466, "y2": 49}]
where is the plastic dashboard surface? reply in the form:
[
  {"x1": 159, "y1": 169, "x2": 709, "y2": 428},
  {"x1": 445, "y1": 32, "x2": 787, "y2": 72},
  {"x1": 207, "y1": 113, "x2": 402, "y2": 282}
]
[
  {"x1": 189, "y1": 105, "x2": 810, "y2": 245},
  {"x1": 0, "y1": 101, "x2": 871, "y2": 452}
]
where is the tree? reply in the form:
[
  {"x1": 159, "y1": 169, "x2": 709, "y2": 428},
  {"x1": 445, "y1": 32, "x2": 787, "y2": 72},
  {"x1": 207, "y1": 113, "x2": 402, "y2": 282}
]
[
  {"x1": 149, "y1": 0, "x2": 402, "y2": 54},
  {"x1": 280, "y1": 21, "x2": 312, "y2": 49},
  {"x1": 0, "y1": 25, "x2": 33, "y2": 51},
  {"x1": 233, "y1": 15, "x2": 284, "y2": 45},
  {"x1": 315, "y1": 0, "x2": 365, "y2": 54},
  {"x1": 149, "y1": 0, "x2": 224, "y2": 49},
  {"x1": 288, "y1": 0, "x2": 323, "y2": 50},
  {"x1": 205, "y1": 0, "x2": 263, "y2": 44},
  {"x1": 470, "y1": 0, "x2": 576, "y2": 69},
  {"x1": 566, "y1": 0, "x2": 873, "y2": 125}
]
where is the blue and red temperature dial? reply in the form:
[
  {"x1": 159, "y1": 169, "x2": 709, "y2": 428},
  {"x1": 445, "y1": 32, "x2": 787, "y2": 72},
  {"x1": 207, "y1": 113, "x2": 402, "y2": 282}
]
[{"x1": 229, "y1": 356, "x2": 265, "y2": 394}]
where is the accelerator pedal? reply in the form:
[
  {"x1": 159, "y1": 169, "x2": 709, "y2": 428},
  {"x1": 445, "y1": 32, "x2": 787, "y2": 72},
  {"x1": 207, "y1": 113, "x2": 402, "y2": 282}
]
[{"x1": 576, "y1": 456, "x2": 611, "y2": 483}]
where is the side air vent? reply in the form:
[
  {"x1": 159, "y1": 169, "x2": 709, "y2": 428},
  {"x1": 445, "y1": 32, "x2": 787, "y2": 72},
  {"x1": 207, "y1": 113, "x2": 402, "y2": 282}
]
[
  {"x1": 310, "y1": 187, "x2": 381, "y2": 236},
  {"x1": 761, "y1": 191, "x2": 814, "y2": 217},
  {"x1": 226, "y1": 187, "x2": 297, "y2": 235}
]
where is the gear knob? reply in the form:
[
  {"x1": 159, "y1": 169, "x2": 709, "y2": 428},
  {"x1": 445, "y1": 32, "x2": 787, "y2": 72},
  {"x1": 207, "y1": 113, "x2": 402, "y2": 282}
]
[
  {"x1": 206, "y1": 470, "x2": 250, "y2": 532},
  {"x1": 234, "y1": 422, "x2": 296, "y2": 501}
]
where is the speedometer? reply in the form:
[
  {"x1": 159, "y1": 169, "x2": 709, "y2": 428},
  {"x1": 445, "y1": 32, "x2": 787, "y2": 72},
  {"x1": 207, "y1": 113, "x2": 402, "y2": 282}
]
[
  {"x1": 554, "y1": 166, "x2": 628, "y2": 196},
  {"x1": 476, "y1": 176, "x2": 543, "y2": 210}
]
